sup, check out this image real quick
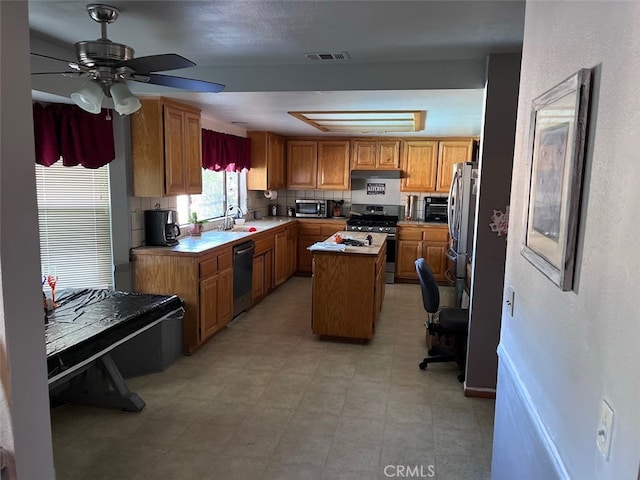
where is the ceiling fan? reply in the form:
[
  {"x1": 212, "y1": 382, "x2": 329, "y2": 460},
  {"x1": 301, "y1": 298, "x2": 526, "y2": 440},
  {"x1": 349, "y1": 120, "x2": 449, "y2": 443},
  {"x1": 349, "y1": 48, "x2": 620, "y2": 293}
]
[{"x1": 32, "y1": 3, "x2": 225, "y2": 115}]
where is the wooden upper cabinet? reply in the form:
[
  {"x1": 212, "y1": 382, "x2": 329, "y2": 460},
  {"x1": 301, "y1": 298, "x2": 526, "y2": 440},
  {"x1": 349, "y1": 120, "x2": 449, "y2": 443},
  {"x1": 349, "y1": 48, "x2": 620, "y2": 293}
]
[
  {"x1": 401, "y1": 140, "x2": 438, "y2": 192},
  {"x1": 352, "y1": 140, "x2": 400, "y2": 170},
  {"x1": 286, "y1": 140, "x2": 350, "y2": 190},
  {"x1": 352, "y1": 140, "x2": 376, "y2": 168},
  {"x1": 287, "y1": 141, "x2": 317, "y2": 189},
  {"x1": 378, "y1": 140, "x2": 401, "y2": 168},
  {"x1": 247, "y1": 131, "x2": 285, "y2": 190},
  {"x1": 436, "y1": 140, "x2": 475, "y2": 193},
  {"x1": 131, "y1": 97, "x2": 202, "y2": 197},
  {"x1": 317, "y1": 140, "x2": 350, "y2": 190}
]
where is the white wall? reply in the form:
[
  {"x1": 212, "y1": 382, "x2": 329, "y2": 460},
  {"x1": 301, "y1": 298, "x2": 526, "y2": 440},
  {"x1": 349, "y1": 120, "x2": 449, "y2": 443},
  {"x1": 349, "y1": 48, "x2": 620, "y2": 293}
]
[
  {"x1": 493, "y1": 2, "x2": 640, "y2": 479},
  {"x1": 1, "y1": 2, "x2": 55, "y2": 478}
]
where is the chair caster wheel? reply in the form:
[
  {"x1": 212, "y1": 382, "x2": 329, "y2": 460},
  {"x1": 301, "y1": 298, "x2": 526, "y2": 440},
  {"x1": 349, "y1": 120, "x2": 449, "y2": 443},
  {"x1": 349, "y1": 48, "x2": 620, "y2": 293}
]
[
  {"x1": 457, "y1": 374, "x2": 464, "y2": 383},
  {"x1": 419, "y1": 361, "x2": 428, "y2": 370}
]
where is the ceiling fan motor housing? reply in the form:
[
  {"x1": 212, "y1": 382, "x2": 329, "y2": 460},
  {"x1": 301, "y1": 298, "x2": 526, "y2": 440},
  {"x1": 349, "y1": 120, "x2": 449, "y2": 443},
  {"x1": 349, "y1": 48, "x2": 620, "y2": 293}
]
[{"x1": 75, "y1": 40, "x2": 135, "y2": 67}]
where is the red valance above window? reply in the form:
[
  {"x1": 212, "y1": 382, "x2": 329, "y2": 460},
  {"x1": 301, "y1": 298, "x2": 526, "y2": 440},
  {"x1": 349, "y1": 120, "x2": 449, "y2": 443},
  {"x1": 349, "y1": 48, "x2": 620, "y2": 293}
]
[
  {"x1": 201, "y1": 128, "x2": 251, "y2": 172},
  {"x1": 33, "y1": 103, "x2": 115, "y2": 169}
]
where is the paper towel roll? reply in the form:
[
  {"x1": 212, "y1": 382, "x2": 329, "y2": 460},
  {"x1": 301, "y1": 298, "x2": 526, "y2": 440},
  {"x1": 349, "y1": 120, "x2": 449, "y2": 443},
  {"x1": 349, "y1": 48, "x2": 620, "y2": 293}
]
[{"x1": 264, "y1": 190, "x2": 278, "y2": 200}]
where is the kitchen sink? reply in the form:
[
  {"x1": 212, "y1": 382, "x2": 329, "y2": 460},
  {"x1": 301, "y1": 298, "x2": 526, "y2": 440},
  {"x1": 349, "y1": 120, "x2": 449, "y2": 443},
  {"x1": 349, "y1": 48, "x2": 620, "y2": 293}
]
[{"x1": 228, "y1": 225, "x2": 263, "y2": 232}]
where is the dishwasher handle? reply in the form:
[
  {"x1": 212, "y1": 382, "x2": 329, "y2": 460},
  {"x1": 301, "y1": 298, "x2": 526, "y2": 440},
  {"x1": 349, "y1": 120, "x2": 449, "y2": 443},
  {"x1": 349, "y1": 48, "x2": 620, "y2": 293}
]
[{"x1": 234, "y1": 246, "x2": 254, "y2": 256}]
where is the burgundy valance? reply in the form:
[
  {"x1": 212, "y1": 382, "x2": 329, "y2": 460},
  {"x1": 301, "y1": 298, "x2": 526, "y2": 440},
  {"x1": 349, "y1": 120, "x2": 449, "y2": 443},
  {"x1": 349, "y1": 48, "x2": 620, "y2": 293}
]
[
  {"x1": 201, "y1": 128, "x2": 251, "y2": 172},
  {"x1": 33, "y1": 103, "x2": 115, "y2": 169}
]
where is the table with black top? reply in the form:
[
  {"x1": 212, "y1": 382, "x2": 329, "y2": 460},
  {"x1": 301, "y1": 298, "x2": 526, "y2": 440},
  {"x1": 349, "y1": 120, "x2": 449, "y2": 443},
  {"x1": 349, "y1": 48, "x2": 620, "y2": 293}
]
[{"x1": 46, "y1": 288, "x2": 184, "y2": 412}]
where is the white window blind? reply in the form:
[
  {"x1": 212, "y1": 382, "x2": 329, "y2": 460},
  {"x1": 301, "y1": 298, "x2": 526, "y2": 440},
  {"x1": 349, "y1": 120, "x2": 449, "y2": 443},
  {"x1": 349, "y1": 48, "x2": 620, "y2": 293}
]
[{"x1": 35, "y1": 163, "x2": 114, "y2": 291}]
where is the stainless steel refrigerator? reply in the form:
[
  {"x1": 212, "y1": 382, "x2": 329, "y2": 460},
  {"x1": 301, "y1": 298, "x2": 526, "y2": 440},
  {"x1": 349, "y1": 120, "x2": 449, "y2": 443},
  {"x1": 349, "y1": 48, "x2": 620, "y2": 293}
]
[{"x1": 447, "y1": 162, "x2": 477, "y2": 307}]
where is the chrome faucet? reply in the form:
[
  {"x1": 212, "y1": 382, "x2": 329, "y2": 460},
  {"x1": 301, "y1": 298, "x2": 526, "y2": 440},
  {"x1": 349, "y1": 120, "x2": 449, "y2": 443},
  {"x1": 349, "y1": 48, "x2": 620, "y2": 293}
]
[{"x1": 224, "y1": 205, "x2": 244, "y2": 230}]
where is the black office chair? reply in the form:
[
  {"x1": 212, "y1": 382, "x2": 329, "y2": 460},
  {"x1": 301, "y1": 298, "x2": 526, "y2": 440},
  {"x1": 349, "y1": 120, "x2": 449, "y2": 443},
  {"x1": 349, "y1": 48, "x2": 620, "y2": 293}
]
[{"x1": 415, "y1": 257, "x2": 469, "y2": 382}]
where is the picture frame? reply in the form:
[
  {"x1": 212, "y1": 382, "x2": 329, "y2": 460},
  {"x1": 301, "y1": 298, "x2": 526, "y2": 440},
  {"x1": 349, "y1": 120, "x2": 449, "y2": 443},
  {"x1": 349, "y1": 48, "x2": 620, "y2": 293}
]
[{"x1": 521, "y1": 68, "x2": 592, "y2": 291}]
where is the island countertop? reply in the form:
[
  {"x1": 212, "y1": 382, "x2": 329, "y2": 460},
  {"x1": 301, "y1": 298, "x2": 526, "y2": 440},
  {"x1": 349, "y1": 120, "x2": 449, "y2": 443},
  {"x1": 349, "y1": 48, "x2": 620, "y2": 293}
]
[{"x1": 311, "y1": 231, "x2": 387, "y2": 256}]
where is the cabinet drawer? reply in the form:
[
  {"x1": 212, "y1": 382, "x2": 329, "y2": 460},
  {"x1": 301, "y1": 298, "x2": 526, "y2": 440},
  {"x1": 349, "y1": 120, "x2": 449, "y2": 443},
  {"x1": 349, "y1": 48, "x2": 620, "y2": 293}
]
[
  {"x1": 320, "y1": 223, "x2": 345, "y2": 236},
  {"x1": 254, "y1": 235, "x2": 275, "y2": 255},
  {"x1": 218, "y1": 251, "x2": 232, "y2": 270},
  {"x1": 199, "y1": 256, "x2": 218, "y2": 278},
  {"x1": 398, "y1": 228, "x2": 423, "y2": 241},
  {"x1": 422, "y1": 228, "x2": 448, "y2": 242},
  {"x1": 299, "y1": 223, "x2": 322, "y2": 236}
]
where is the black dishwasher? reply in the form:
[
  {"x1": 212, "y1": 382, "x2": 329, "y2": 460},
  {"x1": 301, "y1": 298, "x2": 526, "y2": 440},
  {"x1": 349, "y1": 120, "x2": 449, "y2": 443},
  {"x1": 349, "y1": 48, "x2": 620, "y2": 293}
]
[{"x1": 232, "y1": 240, "x2": 255, "y2": 318}]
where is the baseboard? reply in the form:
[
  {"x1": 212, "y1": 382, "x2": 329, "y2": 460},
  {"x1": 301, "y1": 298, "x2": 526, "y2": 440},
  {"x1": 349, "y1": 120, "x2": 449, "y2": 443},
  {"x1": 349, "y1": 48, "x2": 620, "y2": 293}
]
[{"x1": 463, "y1": 384, "x2": 496, "y2": 398}]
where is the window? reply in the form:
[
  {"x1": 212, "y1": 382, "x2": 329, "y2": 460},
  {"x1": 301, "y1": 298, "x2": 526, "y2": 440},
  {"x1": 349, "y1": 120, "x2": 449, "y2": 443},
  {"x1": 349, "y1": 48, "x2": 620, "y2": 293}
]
[
  {"x1": 177, "y1": 169, "x2": 243, "y2": 224},
  {"x1": 35, "y1": 163, "x2": 114, "y2": 292}
]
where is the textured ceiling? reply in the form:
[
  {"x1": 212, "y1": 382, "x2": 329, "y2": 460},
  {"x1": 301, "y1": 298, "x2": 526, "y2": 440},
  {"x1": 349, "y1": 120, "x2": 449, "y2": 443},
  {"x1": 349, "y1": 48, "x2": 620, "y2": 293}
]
[{"x1": 28, "y1": 1, "x2": 525, "y2": 136}]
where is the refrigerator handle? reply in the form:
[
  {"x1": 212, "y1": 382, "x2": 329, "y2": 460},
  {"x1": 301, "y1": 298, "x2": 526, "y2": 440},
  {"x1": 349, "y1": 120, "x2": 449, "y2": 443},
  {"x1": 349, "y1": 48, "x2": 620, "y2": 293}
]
[
  {"x1": 447, "y1": 171, "x2": 458, "y2": 239},
  {"x1": 444, "y1": 269, "x2": 457, "y2": 285},
  {"x1": 446, "y1": 247, "x2": 457, "y2": 262}
]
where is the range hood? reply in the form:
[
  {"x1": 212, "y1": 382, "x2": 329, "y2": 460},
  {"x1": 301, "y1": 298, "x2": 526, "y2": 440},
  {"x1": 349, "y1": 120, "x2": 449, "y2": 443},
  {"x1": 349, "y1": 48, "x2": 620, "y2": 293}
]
[{"x1": 350, "y1": 170, "x2": 402, "y2": 179}]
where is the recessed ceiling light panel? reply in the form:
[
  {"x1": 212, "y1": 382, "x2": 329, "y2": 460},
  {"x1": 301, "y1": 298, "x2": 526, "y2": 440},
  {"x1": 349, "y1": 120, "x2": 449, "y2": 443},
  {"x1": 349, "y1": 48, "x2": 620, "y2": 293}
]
[{"x1": 288, "y1": 110, "x2": 426, "y2": 133}]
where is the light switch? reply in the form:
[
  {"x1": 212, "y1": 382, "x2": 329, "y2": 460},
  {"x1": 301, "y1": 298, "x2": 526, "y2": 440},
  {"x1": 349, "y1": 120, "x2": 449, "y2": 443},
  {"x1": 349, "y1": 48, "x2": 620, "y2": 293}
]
[
  {"x1": 597, "y1": 399, "x2": 614, "y2": 459},
  {"x1": 505, "y1": 286, "x2": 515, "y2": 316}
]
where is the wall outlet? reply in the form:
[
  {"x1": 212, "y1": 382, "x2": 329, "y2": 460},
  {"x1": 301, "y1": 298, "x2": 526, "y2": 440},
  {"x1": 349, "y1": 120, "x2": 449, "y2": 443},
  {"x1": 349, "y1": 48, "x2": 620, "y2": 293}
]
[
  {"x1": 597, "y1": 399, "x2": 614, "y2": 459},
  {"x1": 505, "y1": 286, "x2": 515, "y2": 316}
]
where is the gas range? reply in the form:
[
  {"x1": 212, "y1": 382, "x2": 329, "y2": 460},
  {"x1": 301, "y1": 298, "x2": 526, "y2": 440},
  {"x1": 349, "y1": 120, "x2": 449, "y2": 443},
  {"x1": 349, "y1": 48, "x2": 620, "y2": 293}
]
[{"x1": 346, "y1": 204, "x2": 400, "y2": 235}]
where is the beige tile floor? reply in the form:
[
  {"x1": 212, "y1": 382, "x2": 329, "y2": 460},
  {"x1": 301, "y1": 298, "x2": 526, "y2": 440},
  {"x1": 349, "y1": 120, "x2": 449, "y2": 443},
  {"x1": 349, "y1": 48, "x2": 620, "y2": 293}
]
[{"x1": 51, "y1": 276, "x2": 494, "y2": 480}]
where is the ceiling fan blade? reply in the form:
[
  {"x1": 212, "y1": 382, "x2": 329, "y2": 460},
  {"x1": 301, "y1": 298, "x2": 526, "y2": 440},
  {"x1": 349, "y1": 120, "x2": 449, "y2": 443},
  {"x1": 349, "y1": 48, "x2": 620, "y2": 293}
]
[
  {"x1": 121, "y1": 54, "x2": 196, "y2": 73},
  {"x1": 141, "y1": 73, "x2": 225, "y2": 93},
  {"x1": 31, "y1": 52, "x2": 74, "y2": 64},
  {"x1": 32, "y1": 71, "x2": 86, "y2": 78}
]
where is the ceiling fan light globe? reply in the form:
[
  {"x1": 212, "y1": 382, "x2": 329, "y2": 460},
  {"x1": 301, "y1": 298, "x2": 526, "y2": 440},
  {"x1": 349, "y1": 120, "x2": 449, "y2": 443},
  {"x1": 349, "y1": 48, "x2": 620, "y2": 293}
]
[
  {"x1": 110, "y1": 82, "x2": 141, "y2": 115},
  {"x1": 71, "y1": 80, "x2": 104, "y2": 114}
]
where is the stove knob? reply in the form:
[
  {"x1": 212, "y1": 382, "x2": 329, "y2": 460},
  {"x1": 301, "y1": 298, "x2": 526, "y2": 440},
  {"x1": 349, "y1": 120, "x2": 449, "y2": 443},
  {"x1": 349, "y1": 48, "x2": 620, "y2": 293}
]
[
  {"x1": 378, "y1": 227, "x2": 384, "y2": 232},
  {"x1": 368, "y1": 227, "x2": 374, "y2": 232},
  {"x1": 357, "y1": 226, "x2": 362, "y2": 231}
]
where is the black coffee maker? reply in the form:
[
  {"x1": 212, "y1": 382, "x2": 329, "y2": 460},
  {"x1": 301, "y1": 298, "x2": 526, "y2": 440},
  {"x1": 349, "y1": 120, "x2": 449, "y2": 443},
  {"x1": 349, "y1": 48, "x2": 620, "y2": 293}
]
[{"x1": 144, "y1": 209, "x2": 180, "y2": 246}]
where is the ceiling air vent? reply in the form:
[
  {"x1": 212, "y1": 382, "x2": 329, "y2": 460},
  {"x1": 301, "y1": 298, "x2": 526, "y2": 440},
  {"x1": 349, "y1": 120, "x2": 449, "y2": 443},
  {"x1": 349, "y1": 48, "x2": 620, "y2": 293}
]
[{"x1": 305, "y1": 52, "x2": 351, "y2": 61}]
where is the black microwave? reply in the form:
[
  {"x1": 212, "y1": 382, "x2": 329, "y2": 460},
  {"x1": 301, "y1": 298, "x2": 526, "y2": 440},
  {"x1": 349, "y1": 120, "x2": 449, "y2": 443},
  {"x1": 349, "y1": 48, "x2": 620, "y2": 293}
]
[{"x1": 295, "y1": 199, "x2": 327, "y2": 218}]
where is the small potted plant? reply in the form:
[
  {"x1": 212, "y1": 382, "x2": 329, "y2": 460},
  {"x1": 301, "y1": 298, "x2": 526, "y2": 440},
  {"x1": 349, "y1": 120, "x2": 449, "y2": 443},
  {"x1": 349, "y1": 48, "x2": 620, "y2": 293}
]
[{"x1": 189, "y1": 211, "x2": 206, "y2": 236}]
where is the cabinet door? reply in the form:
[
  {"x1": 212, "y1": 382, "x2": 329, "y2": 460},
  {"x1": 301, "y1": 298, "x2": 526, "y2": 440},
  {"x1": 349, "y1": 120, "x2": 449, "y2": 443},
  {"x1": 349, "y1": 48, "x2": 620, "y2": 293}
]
[
  {"x1": 200, "y1": 274, "x2": 219, "y2": 341},
  {"x1": 287, "y1": 225, "x2": 297, "y2": 277},
  {"x1": 267, "y1": 134, "x2": 285, "y2": 190},
  {"x1": 184, "y1": 111, "x2": 203, "y2": 194},
  {"x1": 401, "y1": 141, "x2": 438, "y2": 192},
  {"x1": 164, "y1": 105, "x2": 186, "y2": 195},
  {"x1": 274, "y1": 230, "x2": 288, "y2": 286},
  {"x1": 377, "y1": 140, "x2": 400, "y2": 169},
  {"x1": 217, "y1": 268, "x2": 233, "y2": 327},
  {"x1": 287, "y1": 141, "x2": 317, "y2": 189},
  {"x1": 423, "y1": 242, "x2": 448, "y2": 283},
  {"x1": 396, "y1": 240, "x2": 422, "y2": 279},
  {"x1": 297, "y1": 235, "x2": 317, "y2": 274},
  {"x1": 317, "y1": 141, "x2": 350, "y2": 190},
  {"x1": 252, "y1": 254, "x2": 265, "y2": 302},
  {"x1": 436, "y1": 140, "x2": 474, "y2": 193},
  {"x1": 352, "y1": 140, "x2": 376, "y2": 169}
]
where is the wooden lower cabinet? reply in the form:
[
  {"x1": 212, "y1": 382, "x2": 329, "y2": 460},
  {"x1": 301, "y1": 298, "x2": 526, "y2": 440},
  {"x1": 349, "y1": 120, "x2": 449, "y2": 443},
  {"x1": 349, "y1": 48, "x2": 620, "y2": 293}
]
[
  {"x1": 296, "y1": 220, "x2": 347, "y2": 274},
  {"x1": 311, "y1": 233, "x2": 386, "y2": 340},
  {"x1": 274, "y1": 230, "x2": 288, "y2": 286},
  {"x1": 133, "y1": 247, "x2": 232, "y2": 355},
  {"x1": 252, "y1": 248, "x2": 273, "y2": 303},
  {"x1": 395, "y1": 224, "x2": 449, "y2": 284}
]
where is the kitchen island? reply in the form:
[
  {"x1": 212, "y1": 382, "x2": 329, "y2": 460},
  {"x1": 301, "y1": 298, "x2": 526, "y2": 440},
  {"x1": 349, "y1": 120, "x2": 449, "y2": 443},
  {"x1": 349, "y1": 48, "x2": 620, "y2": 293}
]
[{"x1": 310, "y1": 231, "x2": 387, "y2": 340}]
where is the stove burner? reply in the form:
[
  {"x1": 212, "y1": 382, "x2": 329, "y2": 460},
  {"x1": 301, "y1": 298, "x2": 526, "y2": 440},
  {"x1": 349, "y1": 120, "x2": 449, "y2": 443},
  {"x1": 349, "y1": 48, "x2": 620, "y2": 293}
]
[{"x1": 347, "y1": 214, "x2": 398, "y2": 234}]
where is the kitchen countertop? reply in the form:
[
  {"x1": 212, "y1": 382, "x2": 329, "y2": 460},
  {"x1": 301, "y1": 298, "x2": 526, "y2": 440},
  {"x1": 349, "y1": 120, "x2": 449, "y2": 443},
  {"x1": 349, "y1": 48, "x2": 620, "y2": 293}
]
[
  {"x1": 397, "y1": 220, "x2": 449, "y2": 227},
  {"x1": 132, "y1": 217, "x2": 299, "y2": 256},
  {"x1": 310, "y1": 231, "x2": 387, "y2": 256}
]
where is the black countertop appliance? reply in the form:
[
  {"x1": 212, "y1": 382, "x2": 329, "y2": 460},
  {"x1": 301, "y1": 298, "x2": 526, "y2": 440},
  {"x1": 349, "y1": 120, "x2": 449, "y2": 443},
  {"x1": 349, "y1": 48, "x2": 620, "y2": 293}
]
[{"x1": 144, "y1": 209, "x2": 180, "y2": 246}]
